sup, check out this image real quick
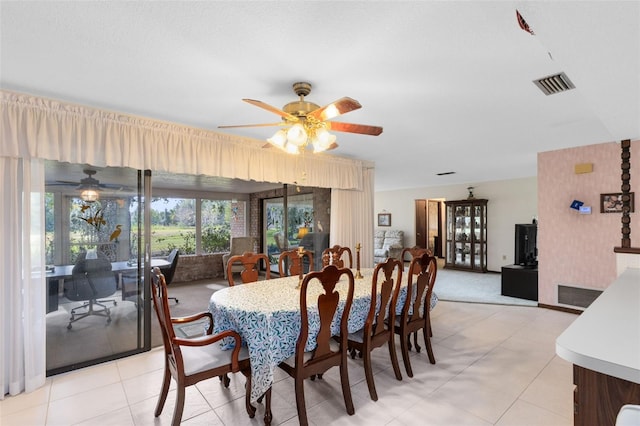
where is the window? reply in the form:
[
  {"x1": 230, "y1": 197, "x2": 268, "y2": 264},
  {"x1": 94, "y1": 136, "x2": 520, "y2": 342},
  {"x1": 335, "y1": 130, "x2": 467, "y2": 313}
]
[
  {"x1": 150, "y1": 197, "x2": 197, "y2": 256},
  {"x1": 149, "y1": 197, "x2": 241, "y2": 256},
  {"x1": 201, "y1": 199, "x2": 232, "y2": 253}
]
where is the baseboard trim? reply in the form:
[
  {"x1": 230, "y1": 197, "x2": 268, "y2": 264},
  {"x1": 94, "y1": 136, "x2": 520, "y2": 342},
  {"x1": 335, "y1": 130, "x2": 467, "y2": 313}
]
[{"x1": 538, "y1": 303, "x2": 583, "y2": 315}]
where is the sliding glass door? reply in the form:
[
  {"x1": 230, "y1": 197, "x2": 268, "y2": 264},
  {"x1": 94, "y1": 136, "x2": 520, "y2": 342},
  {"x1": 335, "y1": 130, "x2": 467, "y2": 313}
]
[
  {"x1": 45, "y1": 161, "x2": 149, "y2": 375},
  {"x1": 263, "y1": 192, "x2": 314, "y2": 273}
]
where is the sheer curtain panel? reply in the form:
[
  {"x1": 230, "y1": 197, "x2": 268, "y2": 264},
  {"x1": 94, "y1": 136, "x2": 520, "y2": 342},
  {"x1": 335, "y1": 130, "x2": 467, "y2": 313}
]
[
  {"x1": 0, "y1": 157, "x2": 46, "y2": 399},
  {"x1": 330, "y1": 167, "x2": 375, "y2": 268}
]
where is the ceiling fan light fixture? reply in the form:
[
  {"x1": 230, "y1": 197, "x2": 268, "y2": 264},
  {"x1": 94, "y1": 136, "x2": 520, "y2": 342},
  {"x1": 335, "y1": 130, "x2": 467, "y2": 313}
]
[
  {"x1": 267, "y1": 129, "x2": 287, "y2": 148},
  {"x1": 287, "y1": 123, "x2": 307, "y2": 146},
  {"x1": 77, "y1": 169, "x2": 100, "y2": 202},
  {"x1": 80, "y1": 188, "x2": 99, "y2": 203},
  {"x1": 312, "y1": 129, "x2": 336, "y2": 153},
  {"x1": 284, "y1": 142, "x2": 300, "y2": 155}
]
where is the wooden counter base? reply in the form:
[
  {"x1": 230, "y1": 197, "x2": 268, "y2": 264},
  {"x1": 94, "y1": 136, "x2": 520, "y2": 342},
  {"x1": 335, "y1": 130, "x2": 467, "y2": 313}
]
[{"x1": 573, "y1": 365, "x2": 640, "y2": 426}]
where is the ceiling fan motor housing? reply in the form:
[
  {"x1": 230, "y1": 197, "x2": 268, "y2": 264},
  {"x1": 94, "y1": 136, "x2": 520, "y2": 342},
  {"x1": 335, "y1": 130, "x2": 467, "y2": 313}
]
[{"x1": 284, "y1": 82, "x2": 319, "y2": 118}]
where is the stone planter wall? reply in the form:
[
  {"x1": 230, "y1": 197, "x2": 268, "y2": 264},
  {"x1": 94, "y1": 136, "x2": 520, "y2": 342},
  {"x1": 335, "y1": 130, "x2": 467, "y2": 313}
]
[{"x1": 172, "y1": 253, "x2": 226, "y2": 283}]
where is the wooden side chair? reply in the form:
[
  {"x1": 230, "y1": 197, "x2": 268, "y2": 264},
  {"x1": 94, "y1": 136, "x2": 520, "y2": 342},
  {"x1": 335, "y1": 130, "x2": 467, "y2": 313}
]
[
  {"x1": 278, "y1": 248, "x2": 313, "y2": 277},
  {"x1": 401, "y1": 246, "x2": 432, "y2": 273},
  {"x1": 394, "y1": 253, "x2": 438, "y2": 377},
  {"x1": 226, "y1": 252, "x2": 270, "y2": 286},
  {"x1": 321, "y1": 245, "x2": 353, "y2": 268},
  {"x1": 263, "y1": 265, "x2": 356, "y2": 426},
  {"x1": 347, "y1": 257, "x2": 404, "y2": 401},
  {"x1": 150, "y1": 267, "x2": 254, "y2": 426}
]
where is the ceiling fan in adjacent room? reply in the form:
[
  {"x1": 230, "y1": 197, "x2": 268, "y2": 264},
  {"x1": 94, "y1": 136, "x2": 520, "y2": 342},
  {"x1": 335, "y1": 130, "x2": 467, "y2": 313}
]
[
  {"x1": 218, "y1": 82, "x2": 383, "y2": 154},
  {"x1": 47, "y1": 169, "x2": 126, "y2": 202}
]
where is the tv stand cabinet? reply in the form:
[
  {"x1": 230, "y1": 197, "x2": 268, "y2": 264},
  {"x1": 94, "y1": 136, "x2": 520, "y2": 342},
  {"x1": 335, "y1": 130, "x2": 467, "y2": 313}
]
[{"x1": 501, "y1": 265, "x2": 538, "y2": 301}]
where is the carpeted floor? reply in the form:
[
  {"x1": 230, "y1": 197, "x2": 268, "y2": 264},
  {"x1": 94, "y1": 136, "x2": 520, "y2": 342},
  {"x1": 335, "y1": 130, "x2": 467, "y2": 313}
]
[{"x1": 435, "y1": 268, "x2": 537, "y2": 306}]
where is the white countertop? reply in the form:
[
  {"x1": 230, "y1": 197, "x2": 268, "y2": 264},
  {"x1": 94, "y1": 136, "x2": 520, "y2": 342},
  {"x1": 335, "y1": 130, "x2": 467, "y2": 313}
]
[{"x1": 556, "y1": 267, "x2": 640, "y2": 384}]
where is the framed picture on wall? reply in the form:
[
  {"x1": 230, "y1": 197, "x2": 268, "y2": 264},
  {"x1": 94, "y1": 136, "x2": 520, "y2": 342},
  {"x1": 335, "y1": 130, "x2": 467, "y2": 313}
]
[
  {"x1": 378, "y1": 213, "x2": 391, "y2": 227},
  {"x1": 600, "y1": 192, "x2": 634, "y2": 213}
]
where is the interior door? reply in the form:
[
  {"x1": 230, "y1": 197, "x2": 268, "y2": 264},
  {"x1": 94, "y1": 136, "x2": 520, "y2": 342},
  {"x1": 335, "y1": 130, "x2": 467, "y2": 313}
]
[{"x1": 415, "y1": 199, "x2": 427, "y2": 249}]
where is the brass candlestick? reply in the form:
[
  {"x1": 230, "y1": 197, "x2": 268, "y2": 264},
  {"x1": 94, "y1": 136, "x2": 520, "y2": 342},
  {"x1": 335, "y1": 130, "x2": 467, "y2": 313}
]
[
  {"x1": 355, "y1": 243, "x2": 363, "y2": 279},
  {"x1": 296, "y1": 246, "x2": 304, "y2": 289}
]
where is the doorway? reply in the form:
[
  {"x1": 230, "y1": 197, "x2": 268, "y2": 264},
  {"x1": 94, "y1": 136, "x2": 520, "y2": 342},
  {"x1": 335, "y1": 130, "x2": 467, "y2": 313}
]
[{"x1": 415, "y1": 199, "x2": 443, "y2": 257}]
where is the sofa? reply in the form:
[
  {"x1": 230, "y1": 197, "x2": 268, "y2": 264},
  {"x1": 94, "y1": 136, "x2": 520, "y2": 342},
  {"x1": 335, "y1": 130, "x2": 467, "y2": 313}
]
[{"x1": 373, "y1": 229, "x2": 404, "y2": 263}]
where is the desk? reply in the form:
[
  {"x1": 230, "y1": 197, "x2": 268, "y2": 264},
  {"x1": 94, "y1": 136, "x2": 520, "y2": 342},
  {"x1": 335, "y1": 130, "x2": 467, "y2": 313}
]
[
  {"x1": 209, "y1": 268, "x2": 438, "y2": 402},
  {"x1": 556, "y1": 267, "x2": 640, "y2": 425},
  {"x1": 46, "y1": 258, "x2": 170, "y2": 313}
]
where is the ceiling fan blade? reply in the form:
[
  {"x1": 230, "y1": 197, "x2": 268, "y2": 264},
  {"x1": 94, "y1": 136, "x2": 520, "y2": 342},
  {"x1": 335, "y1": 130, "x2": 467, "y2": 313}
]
[
  {"x1": 308, "y1": 97, "x2": 361, "y2": 121},
  {"x1": 218, "y1": 122, "x2": 286, "y2": 129},
  {"x1": 326, "y1": 142, "x2": 339, "y2": 151},
  {"x1": 242, "y1": 99, "x2": 299, "y2": 121},
  {"x1": 327, "y1": 121, "x2": 383, "y2": 136}
]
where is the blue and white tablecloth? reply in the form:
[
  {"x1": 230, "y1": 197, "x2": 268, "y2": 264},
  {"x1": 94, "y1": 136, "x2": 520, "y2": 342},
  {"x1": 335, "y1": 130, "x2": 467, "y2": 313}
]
[{"x1": 209, "y1": 268, "x2": 437, "y2": 402}]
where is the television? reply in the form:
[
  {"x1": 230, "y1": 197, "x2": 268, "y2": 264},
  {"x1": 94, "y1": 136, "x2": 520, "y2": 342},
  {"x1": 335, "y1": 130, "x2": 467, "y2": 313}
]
[{"x1": 514, "y1": 224, "x2": 537, "y2": 267}]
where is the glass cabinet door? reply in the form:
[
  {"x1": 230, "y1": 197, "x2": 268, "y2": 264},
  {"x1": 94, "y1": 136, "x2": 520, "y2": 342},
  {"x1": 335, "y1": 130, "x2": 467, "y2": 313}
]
[{"x1": 445, "y1": 199, "x2": 488, "y2": 272}]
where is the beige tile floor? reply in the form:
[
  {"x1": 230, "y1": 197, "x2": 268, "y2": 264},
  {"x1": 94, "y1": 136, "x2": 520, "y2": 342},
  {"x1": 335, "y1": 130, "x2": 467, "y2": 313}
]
[{"x1": 0, "y1": 301, "x2": 578, "y2": 425}]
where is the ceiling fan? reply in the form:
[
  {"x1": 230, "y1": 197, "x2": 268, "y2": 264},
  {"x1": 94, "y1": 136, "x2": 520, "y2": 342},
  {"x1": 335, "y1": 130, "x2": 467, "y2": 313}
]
[
  {"x1": 219, "y1": 82, "x2": 383, "y2": 154},
  {"x1": 47, "y1": 169, "x2": 127, "y2": 201}
]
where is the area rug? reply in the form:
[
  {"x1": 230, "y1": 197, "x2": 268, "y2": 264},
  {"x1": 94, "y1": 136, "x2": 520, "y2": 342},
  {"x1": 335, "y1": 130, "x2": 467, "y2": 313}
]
[{"x1": 435, "y1": 268, "x2": 537, "y2": 307}]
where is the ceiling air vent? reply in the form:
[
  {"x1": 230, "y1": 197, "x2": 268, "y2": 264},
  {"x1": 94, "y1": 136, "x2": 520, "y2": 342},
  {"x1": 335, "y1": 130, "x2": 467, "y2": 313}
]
[{"x1": 533, "y1": 72, "x2": 575, "y2": 96}]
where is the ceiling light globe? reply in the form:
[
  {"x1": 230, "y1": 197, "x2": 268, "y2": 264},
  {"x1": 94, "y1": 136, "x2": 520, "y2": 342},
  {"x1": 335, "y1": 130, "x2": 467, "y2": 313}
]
[
  {"x1": 287, "y1": 123, "x2": 307, "y2": 146},
  {"x1": 81, "y1": 189, "x2": 99, "y2": 203},
  {"x1": 315, "y1": 128, "x2": 332, "y2": 145},
  {"x1": 267, "y1": 129, "x2": 287, "y2": 147},
  {"x1": 285, "y1": 142, "x2": 300, "y2": 155}
]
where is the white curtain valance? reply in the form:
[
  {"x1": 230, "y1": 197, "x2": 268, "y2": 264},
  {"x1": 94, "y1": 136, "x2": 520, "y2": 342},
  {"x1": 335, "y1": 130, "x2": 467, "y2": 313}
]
[{"x1": 0, "y1": 90, "x2": 367, "y2": 190}]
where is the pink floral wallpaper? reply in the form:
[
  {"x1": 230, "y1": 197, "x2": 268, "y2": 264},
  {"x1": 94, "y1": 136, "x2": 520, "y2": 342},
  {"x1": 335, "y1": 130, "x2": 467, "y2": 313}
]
[{"x1": 538, "y1": 140, "x2": 639, "y2": 306}]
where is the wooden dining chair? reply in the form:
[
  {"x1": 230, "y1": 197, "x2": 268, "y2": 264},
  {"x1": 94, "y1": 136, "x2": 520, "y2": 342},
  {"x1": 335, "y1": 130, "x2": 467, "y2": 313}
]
[
  {"x1": 278, "y1": 248, "x2": 314, "y2": 277},
  {"x1": 226, "y1": 251, "x2": 270, "y2": 286},
  {"x1": 150, "y1": 267, "x2": 255, "y2": 426},
  {"x1": 394, "y1": 252, "x2": 438, "y2": 377},
  {"x1": 263, "y1": 265, "x2": 356, "y2": 426},
  {"x1": 401, "y1": 246, "x2": 435, "y2": 342},
  {"x1": 321, "y1": 245, "x2": 353, "y2": 268},
  {"x1": 347, "y1": 257, "x2": 404, "y2": 401},
  {"x1": 401, "y1": 246, "x2": 432, "y2": 272}
]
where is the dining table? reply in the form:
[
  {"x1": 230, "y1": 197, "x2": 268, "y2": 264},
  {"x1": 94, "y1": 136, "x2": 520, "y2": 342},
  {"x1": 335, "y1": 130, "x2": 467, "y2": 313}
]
[{"x1": 208, "y1": 267, "x2": 438, "y2": 402}]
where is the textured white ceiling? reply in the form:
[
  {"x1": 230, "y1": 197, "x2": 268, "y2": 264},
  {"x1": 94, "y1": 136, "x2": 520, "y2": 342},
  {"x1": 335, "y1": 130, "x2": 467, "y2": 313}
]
[{"x1": 2, "y1": 1, "x2": 638, "y2": 192}]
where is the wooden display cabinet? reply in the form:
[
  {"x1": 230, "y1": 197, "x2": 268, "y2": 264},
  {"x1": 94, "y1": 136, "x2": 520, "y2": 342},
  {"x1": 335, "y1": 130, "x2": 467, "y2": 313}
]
[{"x1": 444, "y1": 198, "x2": 488, "y2": 272}]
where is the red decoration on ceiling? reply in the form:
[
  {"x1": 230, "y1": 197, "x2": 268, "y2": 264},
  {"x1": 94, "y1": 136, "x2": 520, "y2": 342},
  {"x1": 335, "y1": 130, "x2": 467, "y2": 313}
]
[{"x1": 516, "y1": 10, "x2": 535, "y2": 35}]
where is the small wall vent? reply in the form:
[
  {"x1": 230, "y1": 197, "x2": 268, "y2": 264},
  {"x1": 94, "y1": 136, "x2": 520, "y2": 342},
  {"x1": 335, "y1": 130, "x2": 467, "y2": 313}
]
[{"x1": 533, "y1": 72, "x2": 575, "y2": 96}]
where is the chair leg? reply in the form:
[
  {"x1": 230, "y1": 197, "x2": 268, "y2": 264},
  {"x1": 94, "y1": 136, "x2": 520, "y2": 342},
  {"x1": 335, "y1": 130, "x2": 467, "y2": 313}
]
[
  {"x1": 219, "y1": 373, "x2": 230, "y2": 388},
  {"x1": 244, "y1": 374, "x2": 256, "y2": 418},
  {"x1": 155, "y1": 362, "x2": 171, "y2": 417},
  {"x1": 340, "y1": 357, "x2": 355, "y2": 415},
  {"x1": 362, "y1": 348, "x2": 378, "y2": 401},
  {"x1": 171, "y1": 384, "x2": 186, "y2": 426},
  {"x1": 399, "y1": 331, "x2": 413, "y2": 378},
  {"x1": 413, "y1": 331, "x2": 421, "y2": 353},
  {"x1": 264, "y1": 387, "x2": 273, "y2": 426},
  {"x1": 424, "y1": 320, "x2": 436, "y2": 364},
  {"x1": 388, "y1": 335, "x2": 403, "y2": 381},
  {"x1": 294, "y1": 377, "x2": 308, "y2": 426}
]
